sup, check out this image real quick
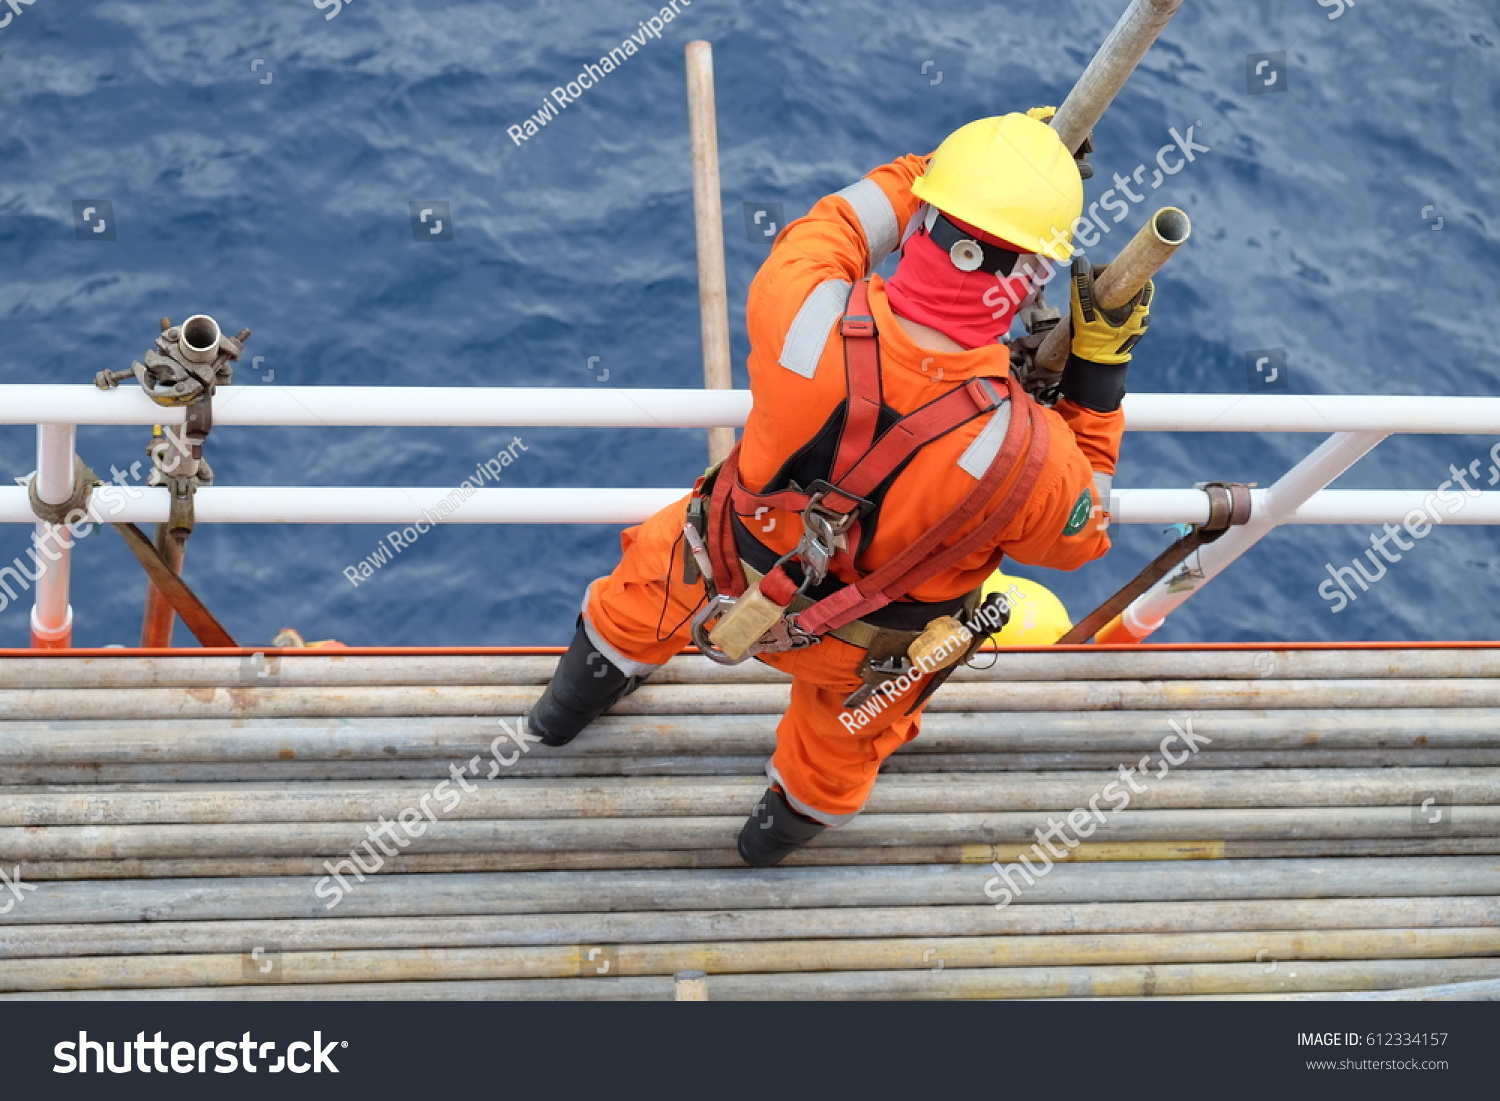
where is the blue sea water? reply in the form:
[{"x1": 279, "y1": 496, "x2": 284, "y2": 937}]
[{"x1": 0, "y1": 0, "x2": 1497, "y2": 648}]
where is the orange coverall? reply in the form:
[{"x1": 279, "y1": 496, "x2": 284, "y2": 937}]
[{"x1": 585, "y1": 153, "x2": 1124, "y2": 825}]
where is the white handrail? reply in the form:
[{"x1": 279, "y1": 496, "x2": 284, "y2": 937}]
[
  {"x1": 4, "y1": 485, "x2": 1500, "y2": 528},
  {"x1": 1108, "y1": 432, "x2": 1388, "y2": 642},
  {"x1": 4, "y1": 383, "x2": 1499, "y2": 648},
  {"x1": 3, "y1": 385, "x2": 1500, "y2": 434}
]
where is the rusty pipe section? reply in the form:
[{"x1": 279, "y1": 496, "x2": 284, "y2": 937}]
[
  {"x1": 138, "y1": 524, "x2": 186, "y2": 648},
  {"x1": 684, "y1": 42, "x2": 736, "y2": 466},
  {"x1": 1051, "y1": 0, "x2": 1188, "y2": 155},
  {"x1": 1036, "y1": 206, "x2": 1191, "y2": 372},
  {"x1": 1094, "y1": 205, "x2": 1191, "y2": 308}
]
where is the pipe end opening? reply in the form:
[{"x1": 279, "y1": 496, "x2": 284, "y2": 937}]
[{"x1": 1152, "y1": 207, "x2": 1192, "y2": 247}]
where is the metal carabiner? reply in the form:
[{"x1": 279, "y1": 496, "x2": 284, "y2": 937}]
[
  {"x1": 690, "y1": 593, "x2": 820, "y2": 665},
  {"x1": 796, "y1": 517, "x2": 837, "y2": 589},
  {"x1": 690, "y1": 595, "x2": 748, "y2": 665}
]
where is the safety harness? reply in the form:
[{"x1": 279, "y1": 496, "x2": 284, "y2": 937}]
[{"x1": 687, "y1": 278, "x2": 1051, "y2": 708}]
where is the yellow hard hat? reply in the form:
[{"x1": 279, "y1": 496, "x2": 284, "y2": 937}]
[
  {"x1": 911, "y1": 113, "x2": 1083, "y2": 261},
  {"x1": 981, "y1": 570, "x2": 1074, "y2": 645}
]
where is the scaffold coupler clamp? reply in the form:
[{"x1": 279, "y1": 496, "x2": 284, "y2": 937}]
[
  {"x1": 24, "y1": 456, "x2": 103, "y2": 527},
  {"x1": 96, "y1": 315, "x2": 251, "y2": 539},
  {"x1": 95, "y1": 314, "x2": 249, "y2": 406},
  {"x1": 1193, "y1": 481, "x2": 1254, "y2": 542},
  {"x1": 1007, "y1": 292, "x2": 1065, "y2": 405}
]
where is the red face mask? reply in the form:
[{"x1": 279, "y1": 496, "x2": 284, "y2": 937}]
[{"x1": 884, "y1": 215, "x2": 1035, "y2": 351}]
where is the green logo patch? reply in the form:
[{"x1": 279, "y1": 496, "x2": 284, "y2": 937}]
[{"x1": 1062, "y1": 489, "x2": 1092, "y2": 536}]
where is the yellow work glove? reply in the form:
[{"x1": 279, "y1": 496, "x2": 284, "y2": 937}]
[
  {"x1": 1026, "y1": 105, "x2": 1057, "y2": 122},
  {"x1": 1060, "y1": 260, "x2": 1152, "y2": 412},
  {"x1": 1069, "y1": 260, "x2": 1153, "y2": 365}
]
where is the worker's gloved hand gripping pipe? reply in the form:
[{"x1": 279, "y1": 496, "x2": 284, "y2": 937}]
[{"x1": 1061, "y1": 260, "x2": 1154, "y2": 413}]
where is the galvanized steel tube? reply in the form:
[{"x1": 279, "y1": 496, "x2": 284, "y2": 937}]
[
  {"x1": 5, "y1": 678, "x2": 1500, "y2": 720},
  {"x1": 1051, "y1": 0, "x2": 1188, "y2": 154},
  {"x1": 3, "y1": 649, "x2": 1499, "y2": 689},
  {"x1": 4, "y1": 897, "x2": 1492, "y2": 959}
]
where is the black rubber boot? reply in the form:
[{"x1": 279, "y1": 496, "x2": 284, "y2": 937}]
[
  {"x1": 527, "y1": 620, "x2": 651, "y2": 747},
  {"x1": 736, "y1": 787, "x2": 827, "y2": 867}
]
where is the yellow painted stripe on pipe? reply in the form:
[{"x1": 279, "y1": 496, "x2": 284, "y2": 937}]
[{"x1": 960, "y1": 841, "x2": 1226, "y2": 863}]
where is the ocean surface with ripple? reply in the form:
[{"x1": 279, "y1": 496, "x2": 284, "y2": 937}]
[{"x1": 0, "y1": 0, "x2": 1496, "y2": 647}]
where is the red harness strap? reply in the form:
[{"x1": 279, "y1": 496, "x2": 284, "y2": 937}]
[
  {"x1": 831, "y1": 280, "x2": 882, "y2": 485},
  {"x1": 704, "y1": 278, "x2": 1049, "y2": 628},
  {"x1": 707, "y1": 442, "x2": 749, "y2": 598},
  {"x1": 792, "y1": 374, "x2": 1048, "y2": 636},
  {"x1": 728, "y1": 280, "x2": 1001, "y2": 525}
]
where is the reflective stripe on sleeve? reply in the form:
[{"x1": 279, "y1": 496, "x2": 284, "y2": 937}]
[
  {"x1": 777, "y1": 278, "x2": 851, "y2": 379},
  {"x1": 1092, "y1": 471, "x2": 1114, "y2": 503},
  {"x1": 901, "y1": 204, "x2": 929, "y2": 247},
  {"x1": 956, "y1": 401, "x2": 1014, "y2": 480},
  {"x1": 834, "y1": 178, "x2": 901, "y2": 270},
  {"x1": 1092, "y1": 471, "x2": 1114, "y2": 530}
]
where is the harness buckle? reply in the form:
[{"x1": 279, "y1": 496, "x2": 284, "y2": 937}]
[
  {"x1": 840, "y1": 314, "x2": 876, "y2": 338},
  {"x1": 804, "y1": 481, "x2": 871, "y2": 528},
  {"x1": 797, "y1": 514, "x2": 839, "y2": 589},
  {"x1": 794, "y1": 481, "x2": 871, "y2": 589}
]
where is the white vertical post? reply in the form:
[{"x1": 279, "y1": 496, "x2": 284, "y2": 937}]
[
  {"x1": 1096, "y1": 431, "x2": 1388, "y2": 643},
  {"x1": 31, "y1": 423, "x2": 78, "y2": 649}
]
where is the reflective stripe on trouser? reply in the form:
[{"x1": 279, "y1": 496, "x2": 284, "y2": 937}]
[{"x1": 583, "y1": 493, "x2": 927, "y2": 825}]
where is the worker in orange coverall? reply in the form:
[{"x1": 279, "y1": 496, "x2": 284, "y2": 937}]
[{"x1": 528, "y1": 110, "x2": 1153, "y2": 865}]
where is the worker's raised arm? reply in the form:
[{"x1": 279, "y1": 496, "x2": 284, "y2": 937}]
[
  {"x1": 1029, "y1": 256, "x2": 1153, "y2": 558},
  {"x1": 746, "y1": 154, "x2": 930, "y2": 361},
  {"x1": 996, "y1": 254, "x2": 1153, "y2": 571}
]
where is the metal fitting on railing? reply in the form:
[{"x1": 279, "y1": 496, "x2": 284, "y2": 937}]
[
  {"x1": 93, "y1": 314, "x2": 250, "y2": 407},
  {"x1": 177, "y1": 315, "x2": 223, "y2": 365}
]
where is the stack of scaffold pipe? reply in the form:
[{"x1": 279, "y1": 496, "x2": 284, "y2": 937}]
[{"x1": 0, "y1": 646, "x2": 1497, "y2": 1000}]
